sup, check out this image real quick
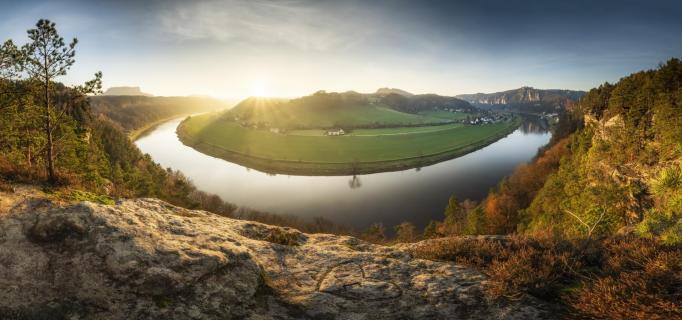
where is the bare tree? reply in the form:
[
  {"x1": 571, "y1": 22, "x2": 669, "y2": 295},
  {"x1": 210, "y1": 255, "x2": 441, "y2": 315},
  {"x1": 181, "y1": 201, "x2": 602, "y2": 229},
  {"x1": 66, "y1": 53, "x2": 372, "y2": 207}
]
[{"x1": 565, "y1": 208, "x2": 605, "y2": 239}]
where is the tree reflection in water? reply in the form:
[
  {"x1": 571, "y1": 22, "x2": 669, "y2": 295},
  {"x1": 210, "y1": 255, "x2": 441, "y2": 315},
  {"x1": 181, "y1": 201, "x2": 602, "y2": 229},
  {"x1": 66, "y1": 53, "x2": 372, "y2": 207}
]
[
  {"x1": 519, "y1": 116, "x2": 550, "y2": 134},
  {"x1": 348, "y1": 175, "x2": 362, "y2": 189}
]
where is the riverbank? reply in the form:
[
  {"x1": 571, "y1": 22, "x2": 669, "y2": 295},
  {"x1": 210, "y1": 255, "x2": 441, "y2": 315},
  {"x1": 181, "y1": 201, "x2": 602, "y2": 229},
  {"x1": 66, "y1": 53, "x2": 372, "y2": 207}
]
[
  {"x1": 176, "y1": 115, "x2": 522, "y2": 175},
  {"x1": 136, "y1": 117, "x2": 550, "y2": 231},
  {"x1": 128, "y1": 115, "x2": 187, "y2": 141}
]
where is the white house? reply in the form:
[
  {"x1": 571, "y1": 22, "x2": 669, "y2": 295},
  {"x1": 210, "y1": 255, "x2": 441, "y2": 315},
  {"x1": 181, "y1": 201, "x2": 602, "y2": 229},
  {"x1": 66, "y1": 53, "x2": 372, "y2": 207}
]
[{"x1": 326, "y1": 129, "x2": 346, "y2": 136}]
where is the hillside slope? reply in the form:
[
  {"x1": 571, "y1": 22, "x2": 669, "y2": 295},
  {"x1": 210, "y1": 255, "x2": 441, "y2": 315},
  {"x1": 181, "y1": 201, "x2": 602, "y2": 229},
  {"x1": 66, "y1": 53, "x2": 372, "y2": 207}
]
[
  {"x1": 375, "y1": 87, "x2": 413, "y2": 96},
  {"x1": 226, "y1": 90, "x2": 477, "y2": 130},
  {"x1": 521, "y1": 59, "x2": 682, "y2": 241},
  {"x1": 380, "y1": 93, "x2": 476, "y2": 114},
  {"x1": 0, "y1": 192, "x2": 546, "y2": 319},
  {"x1": 89, "y1": 96, "x2": 231, "y2": 137}
]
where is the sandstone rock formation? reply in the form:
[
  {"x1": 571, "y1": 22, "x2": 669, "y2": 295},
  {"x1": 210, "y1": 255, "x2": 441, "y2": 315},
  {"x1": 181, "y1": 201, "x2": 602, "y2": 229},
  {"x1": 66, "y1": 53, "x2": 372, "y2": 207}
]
[
  {"x1": 102, "y1": 86, "x2": 152, "y2": 96},
  {"x1": 0, "y1": 196, "x2": 546, "y2": 319}
]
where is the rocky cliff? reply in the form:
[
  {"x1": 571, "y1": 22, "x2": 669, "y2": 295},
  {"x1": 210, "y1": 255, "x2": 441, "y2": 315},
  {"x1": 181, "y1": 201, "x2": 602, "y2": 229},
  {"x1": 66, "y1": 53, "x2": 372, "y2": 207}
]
[
  {"x1": 102, "y1": 86, "x2": 152, "y2": 96},
  {"x1": 375, "y1": 88, "x2": 413, "y2": 97},
  {"x1": 0, "y1": 192, "x2": 546, "y2": 319},
  {"x1": 456, "y1": 87, "x2": 585, "y2": 112},
  {"x1": 521, "y1": 60, "x2": 682, "y2": 240}
]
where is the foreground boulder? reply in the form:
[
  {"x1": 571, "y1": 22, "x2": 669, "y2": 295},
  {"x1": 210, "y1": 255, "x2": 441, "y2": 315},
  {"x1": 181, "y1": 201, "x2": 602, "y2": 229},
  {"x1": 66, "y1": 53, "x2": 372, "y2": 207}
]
[{"x1": 0, "y1": 197, "x2": 545, "y2": 319}]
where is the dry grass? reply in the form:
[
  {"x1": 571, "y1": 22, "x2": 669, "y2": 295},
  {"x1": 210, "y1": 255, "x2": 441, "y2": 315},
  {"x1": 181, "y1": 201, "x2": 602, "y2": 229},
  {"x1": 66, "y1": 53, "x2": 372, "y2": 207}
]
[{"x1": 408, "y1": 235, "x2": 682, "y2": 319}]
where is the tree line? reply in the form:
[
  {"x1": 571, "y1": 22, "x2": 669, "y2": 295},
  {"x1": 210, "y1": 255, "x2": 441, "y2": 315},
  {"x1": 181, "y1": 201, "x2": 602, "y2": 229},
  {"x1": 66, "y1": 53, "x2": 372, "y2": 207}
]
[{"x1": 89, "y1": 95, "x2": 230, "y2": 135}]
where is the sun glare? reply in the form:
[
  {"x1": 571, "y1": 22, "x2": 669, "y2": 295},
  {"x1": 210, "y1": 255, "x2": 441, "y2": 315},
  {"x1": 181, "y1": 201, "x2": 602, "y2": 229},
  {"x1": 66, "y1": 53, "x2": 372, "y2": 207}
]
[{"x1": 249, "y1": 79, "x2": 270, "y2": 97}]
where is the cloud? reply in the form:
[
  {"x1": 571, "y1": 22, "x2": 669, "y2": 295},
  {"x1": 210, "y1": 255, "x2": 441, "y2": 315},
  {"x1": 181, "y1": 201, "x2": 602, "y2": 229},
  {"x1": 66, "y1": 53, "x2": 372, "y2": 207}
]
[{"x1": 155, "y1": 0, "x2": 380, "y2": 52}]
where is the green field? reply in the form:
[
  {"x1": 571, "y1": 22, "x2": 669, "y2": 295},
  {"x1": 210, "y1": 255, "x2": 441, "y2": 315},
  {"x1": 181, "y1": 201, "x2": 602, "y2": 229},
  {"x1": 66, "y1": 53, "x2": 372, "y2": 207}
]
[
  {"x1": 178, "y1": 113, "x2": 521, "y2": 175},
  {"x1": 230, "y1": 102, "x2": 447, "y2": 128},
  {"x1": 417, "y1": 110, "x2": 470, "y2": 121},
  {"x1": 288, "y1": 123, "x2": 464, "y2": 137}
]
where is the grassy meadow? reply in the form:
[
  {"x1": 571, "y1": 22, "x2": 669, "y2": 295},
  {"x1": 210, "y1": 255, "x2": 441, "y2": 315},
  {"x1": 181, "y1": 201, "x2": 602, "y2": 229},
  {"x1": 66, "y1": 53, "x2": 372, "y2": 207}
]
[
  {"x1": 289, "y1": 123, "x2": 464, "y2": 137},
  {"x1": 178, "y1": 113, "x2": 520, "y2": 175},
  {"x1": 417, "y1": 110, "x2": 470, "y2": 121},
  {"x1": 229, "y1": 101, "x2": 447, "y2": 128}
]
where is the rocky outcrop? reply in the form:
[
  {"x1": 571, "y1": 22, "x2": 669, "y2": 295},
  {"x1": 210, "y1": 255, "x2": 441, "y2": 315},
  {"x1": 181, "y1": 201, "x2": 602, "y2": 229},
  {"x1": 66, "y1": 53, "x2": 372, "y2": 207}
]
[
  {"x1": 456, "y1": 87, "x2": 585, "y2": 111},
  {"x1": 375, "y1": 88, "x2": 413, "y2": 97},
  {"x1": 0, "y1": 196, "x2": 546, "y2": 319},
  {"x1": 102, "y1": 86, "x2": 152, "y2": 96},
  {"x1": 583, "y1": 114, "x2": 658, "y2": 224}
]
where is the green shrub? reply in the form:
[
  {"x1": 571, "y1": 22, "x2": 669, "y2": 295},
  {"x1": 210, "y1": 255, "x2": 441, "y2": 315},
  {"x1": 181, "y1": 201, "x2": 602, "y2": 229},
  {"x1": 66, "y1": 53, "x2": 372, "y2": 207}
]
[
  {"x1": 639, "y1": 165, "x2": 682, "y2": 244},
  {"x1": 465, "y1": 207, "x2": 487, "y2": 235},
  {"x1": 394, "y1": 221, "x2": 418, "y2": 243},
  {"x1": 56, "y1": 189, "x2": 115, "y2": 205},
  {"x1": 653, "y1": 165, "x2": 682, "y2": 195},
  {"x1": 637, "y1": 209, "x2": 682, "y2": 244}
]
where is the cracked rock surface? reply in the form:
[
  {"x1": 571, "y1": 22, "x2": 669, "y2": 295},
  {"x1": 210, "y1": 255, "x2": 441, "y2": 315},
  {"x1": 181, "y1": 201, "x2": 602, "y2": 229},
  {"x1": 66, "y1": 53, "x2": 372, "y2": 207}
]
[{"x1": 0, "y1": 196, "x2": 547, "y2": 319}]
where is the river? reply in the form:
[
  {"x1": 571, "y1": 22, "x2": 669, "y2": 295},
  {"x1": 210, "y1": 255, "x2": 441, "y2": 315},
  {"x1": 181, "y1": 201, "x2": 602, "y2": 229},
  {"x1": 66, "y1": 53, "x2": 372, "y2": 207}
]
[{"x1": 135, "y1": 116, "x2": 551, "y2": 232}]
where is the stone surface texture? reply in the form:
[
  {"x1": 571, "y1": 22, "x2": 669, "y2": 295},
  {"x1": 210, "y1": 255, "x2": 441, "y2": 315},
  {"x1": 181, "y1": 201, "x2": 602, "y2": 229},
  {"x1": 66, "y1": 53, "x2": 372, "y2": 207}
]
[{"x1": 0, "y1": 195, "x2": 546, "y2": 319}]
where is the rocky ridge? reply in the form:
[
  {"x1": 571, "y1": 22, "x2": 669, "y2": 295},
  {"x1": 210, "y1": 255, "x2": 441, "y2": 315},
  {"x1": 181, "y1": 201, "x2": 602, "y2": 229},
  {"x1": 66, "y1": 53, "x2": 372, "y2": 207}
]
[
  {"x1": 456, "y1": 87, "x2": 585, "y2": 110},
  {"x1": 0, "y1": 192, "x2": 546, "y2": 319},
  {"x1": 102, "y1": 86, "x2": 152, "y2": 96}
]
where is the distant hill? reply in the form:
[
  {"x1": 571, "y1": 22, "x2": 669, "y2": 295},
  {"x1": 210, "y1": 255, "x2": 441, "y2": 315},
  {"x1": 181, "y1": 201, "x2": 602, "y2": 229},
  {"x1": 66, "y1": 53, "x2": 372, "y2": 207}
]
[
  {"x1": 456, "y1": 87, "x2": 585, "y2": 112},
  {"x1": 89, "y1": 96, "x2": 232, "y2": 136},
  {"x1": 380, "y1": 93, "x2": 475, "y2": 114},
  {"x1": 375, "y1": 87, "x2": 413, "y2": 97},
  {"x1": 103, "y1": 86, "x2": 152, "y2": 96},
  {"x1": 225, "y1": 90, "x2": 477, "y2": 129}
]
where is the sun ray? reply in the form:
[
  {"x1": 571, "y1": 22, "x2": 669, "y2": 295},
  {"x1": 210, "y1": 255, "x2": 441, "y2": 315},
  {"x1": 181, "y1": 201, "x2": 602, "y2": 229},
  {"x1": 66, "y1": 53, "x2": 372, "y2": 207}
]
[{"x1": 249, "y1": 79, "x2": 270, "y2": 97}]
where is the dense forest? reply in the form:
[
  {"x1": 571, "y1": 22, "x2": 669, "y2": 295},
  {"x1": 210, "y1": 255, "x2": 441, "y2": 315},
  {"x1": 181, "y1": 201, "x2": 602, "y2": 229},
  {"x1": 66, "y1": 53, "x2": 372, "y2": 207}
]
[
  {"x1": 89, "y1": 95, "x2": 230, "y2": 136},
  {"x1": 379, "y1": 92, "x2": 476, "y2": 113}
]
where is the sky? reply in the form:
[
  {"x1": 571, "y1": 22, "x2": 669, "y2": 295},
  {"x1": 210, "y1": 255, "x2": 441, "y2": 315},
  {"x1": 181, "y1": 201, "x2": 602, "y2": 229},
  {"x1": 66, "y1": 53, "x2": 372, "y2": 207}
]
[{"x1": 1, "y1": 0, "x2": 681, "y2": 99}]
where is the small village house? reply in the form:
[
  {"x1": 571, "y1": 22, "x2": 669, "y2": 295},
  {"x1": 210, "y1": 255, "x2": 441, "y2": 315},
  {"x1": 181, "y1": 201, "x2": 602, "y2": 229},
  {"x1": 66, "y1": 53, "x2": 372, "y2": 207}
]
[{"x1": 326, "y1": 129, "x2": 346, "y2": 136}]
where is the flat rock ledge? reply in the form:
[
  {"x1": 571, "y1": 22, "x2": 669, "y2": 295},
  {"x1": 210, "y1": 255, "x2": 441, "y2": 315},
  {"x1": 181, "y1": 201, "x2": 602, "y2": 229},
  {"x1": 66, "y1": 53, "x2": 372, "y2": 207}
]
[{"x1": 0, "y1": 197, "x2": 546, "y2": 319}]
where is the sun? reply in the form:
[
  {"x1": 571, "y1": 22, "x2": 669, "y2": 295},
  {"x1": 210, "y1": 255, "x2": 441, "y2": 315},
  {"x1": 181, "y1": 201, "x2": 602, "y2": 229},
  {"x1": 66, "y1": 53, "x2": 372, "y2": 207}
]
[{"x1": 249, "y1": 79, "x2": 270, "y2": 97}]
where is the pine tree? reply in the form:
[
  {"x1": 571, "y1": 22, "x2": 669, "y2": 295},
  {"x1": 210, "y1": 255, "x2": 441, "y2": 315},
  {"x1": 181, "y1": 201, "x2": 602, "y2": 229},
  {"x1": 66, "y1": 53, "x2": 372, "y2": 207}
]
[
  {"x1": 394, "y1": 222, "x2": 417, "y2": 243},
  {"x1": 423, "y1": 220, "x2": 441, "y2": 239},
  {"x1": 21, "y1": 19, "x2": 101, "y2": 183},
  {"x1": 20, "y1": 19, "x2": 77, "y2": 183}
]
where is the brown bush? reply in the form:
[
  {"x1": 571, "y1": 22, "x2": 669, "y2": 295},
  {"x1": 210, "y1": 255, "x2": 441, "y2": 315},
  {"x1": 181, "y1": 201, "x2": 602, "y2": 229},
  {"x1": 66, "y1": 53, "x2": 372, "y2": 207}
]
[
  {"x1": 570, "y1": 238, "x2": 682, "y2": 319},
  {"x1": 410, "y1": 236, "x2": 505, "y2": 266},
  {"x1": 486, "y1": 241, "x2": 577, "y2": 300},
  {"x1": 408, "y1": 235, "x2": 682, "y2": 319}
]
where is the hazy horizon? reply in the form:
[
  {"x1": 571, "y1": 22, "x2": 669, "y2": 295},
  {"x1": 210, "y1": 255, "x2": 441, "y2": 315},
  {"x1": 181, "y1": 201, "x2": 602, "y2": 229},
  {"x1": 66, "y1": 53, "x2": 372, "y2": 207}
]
[
  {"x1": 100, "y1": 85, "x2": 584, "y2": 100},
  {"x1": 3, "y1": 0, "x2": 682, "y2": 99}
]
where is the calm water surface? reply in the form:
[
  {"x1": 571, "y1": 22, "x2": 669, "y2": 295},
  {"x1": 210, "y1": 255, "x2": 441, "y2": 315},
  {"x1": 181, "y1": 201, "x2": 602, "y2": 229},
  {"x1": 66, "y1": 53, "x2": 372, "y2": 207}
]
[{"x1": 135, "y1": 117, "x2": 551, "y2": 231}]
